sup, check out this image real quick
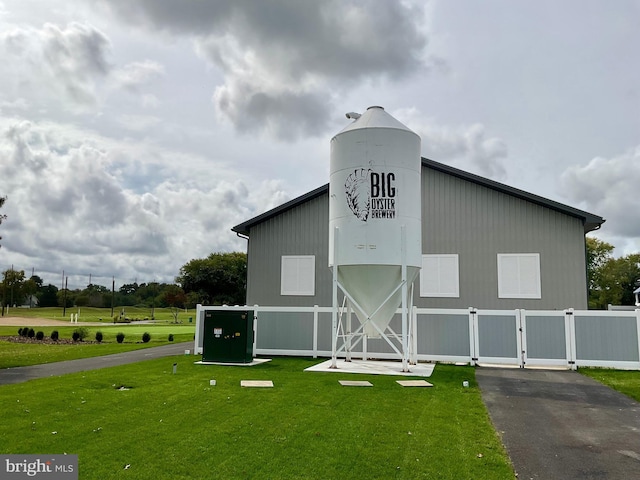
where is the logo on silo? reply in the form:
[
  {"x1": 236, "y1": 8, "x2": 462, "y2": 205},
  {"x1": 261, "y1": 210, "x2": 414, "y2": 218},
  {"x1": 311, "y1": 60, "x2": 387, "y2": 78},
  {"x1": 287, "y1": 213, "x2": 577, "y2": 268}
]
[{"x1": 345, "y1": 168, "x2": 396, "y2": 221}]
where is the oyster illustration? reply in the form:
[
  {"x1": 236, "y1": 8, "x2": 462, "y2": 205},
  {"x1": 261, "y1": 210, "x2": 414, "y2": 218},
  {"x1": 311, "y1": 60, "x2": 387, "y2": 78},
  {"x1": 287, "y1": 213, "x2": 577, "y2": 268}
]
[{"x1": 344, "y1": 168, "x2": 371, "y2": 221}]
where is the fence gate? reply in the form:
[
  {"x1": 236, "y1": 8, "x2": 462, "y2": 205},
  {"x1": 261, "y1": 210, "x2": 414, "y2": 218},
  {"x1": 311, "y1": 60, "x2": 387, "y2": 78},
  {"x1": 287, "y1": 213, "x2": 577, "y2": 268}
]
[
  {"x1": 520, "y1": 310, "x2": 573, "y2": 369},
  {"x1": 473, "y1": 309, "x2": 575, "y2": 369},
  {"x1": 472, "y1": 309, "x2": 522, "y2": 367}
]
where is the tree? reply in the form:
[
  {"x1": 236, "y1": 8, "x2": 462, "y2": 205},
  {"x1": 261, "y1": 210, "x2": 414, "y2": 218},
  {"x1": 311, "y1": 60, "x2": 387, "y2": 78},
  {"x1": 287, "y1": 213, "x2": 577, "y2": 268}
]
[
  {"x1": 586, "y1": 237, "x2": 614, "y2": 293},
  {"x1": 176, "y1": 252, "x2": 247, "y2": 305},
  {"x1": 162, "y1": 284, "x2": 187, "y2": 323},
  {"x1": 1, "y1": 268, "x2": 26, "y2": 307},
  {"x1": 23, "y1": 275, "x2": 43, "y2": 307},
  {"x1": 38, "y1": 284, "x2": 59, "y2": 307},
  {"x1": 587, "y1": 237, "x2": 640, "y2": 309}
]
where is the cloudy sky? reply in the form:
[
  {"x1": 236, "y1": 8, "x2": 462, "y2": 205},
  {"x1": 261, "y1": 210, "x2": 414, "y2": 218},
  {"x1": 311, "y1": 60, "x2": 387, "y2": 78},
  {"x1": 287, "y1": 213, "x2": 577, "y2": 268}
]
[{"x1": 0, "y1": 0, "x2": 638, "y2": 290}]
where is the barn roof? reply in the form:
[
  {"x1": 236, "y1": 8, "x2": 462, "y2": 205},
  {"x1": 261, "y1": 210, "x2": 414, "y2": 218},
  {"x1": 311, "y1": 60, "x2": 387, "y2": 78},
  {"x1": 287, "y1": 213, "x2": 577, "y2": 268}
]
[{"x1": 232, "y1": 158, "x2": 605, "y2": 236}]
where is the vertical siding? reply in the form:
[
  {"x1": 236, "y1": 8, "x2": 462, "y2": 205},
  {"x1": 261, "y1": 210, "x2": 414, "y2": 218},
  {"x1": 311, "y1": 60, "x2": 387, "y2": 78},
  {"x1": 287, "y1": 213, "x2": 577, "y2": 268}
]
[
  {"x1": 247, "y1": 194, "x2": 332, "y2": 306},
  {"x1": 246, "y1": 165, "x2": 589, "y2": 310},
  {"x1": 419, "y1": 169, "x2": 588, "y2": 309}
]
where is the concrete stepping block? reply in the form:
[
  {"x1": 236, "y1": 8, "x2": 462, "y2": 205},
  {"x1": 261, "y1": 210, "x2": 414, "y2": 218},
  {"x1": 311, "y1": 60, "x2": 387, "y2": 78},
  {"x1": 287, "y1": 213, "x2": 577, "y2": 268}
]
[
  {"x1": 396, "y1": 380, "x2": 433, "y2": 387},
  {"x1": 241, "y1": 380, "x2": 273, "y2": 388},
  {"x1": 339, "y1": 380, "x2": 373, "y2": 387}
]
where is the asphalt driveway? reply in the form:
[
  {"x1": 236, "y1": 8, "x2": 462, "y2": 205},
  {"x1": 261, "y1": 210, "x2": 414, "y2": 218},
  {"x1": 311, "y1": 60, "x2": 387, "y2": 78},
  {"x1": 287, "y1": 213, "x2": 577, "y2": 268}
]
[
  {"x1": 0, "y1": 342, "x2": 193, "y2": 385},
  {"x1": 476, "y1": 368, "x2": 640, "y2": 480}
]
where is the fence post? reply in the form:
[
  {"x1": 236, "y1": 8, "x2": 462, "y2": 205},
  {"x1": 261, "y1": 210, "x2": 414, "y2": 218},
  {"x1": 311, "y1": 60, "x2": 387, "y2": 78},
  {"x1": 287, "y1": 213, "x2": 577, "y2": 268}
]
[
  {"x1": 566, "y1": 308, "x2": 577, "y2": 370},
  {"x1": 519, "y1": 309, "x2": 527, "y2": 368},
  {"x1": 636, "y1": 309, "x2": 640, "y2": 367},
  {"x1": 194, "y1": 304, "x2": 202, "y2": 354},
  {"x1": 253, "y1": 305, "x2": 259, "y2": 355},
  {"x1": 410, "y1": 305, "x2": 418, "y2": 364},
  {"x1": 469, "y1": 307, "x2": 479, "y2": 366},
  {"x1": 313, "y1": 305, "x2": 319, "y2": 359}
]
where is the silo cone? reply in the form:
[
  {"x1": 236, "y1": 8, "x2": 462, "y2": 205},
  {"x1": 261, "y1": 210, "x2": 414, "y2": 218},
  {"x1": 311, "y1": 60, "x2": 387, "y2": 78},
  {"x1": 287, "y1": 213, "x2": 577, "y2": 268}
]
[
  {"x1": 338, "y1": 264, "x2": 419, "y2": 337},
  {"x1": 329, "y1": 106, "x2": 422, "y2": 337}
]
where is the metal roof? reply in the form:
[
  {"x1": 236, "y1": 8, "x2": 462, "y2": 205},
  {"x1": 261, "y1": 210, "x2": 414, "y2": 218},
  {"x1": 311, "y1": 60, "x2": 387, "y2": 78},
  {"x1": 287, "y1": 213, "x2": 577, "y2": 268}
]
[{"x1": 231, "y1": 158, "x2": 605, "y2": 236}]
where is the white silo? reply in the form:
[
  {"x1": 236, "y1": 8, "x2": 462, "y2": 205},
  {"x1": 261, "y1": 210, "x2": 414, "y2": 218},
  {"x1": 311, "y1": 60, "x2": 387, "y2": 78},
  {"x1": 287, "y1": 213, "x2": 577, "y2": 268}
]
[{"x1": 329, "y1": 106, "x2": 421, "y2": 370}]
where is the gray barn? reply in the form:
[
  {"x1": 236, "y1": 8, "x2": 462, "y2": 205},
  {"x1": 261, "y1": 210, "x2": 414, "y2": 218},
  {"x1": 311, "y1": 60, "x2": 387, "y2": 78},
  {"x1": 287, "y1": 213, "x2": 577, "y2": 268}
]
[{"x1": 232, "y1": 159, "x2": 604, "y2": 311}]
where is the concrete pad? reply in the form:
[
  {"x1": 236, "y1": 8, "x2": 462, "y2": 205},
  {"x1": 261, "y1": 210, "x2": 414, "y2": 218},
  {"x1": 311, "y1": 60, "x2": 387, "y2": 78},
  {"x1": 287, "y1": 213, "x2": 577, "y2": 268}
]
[
  {"x1": 194, "y1": 358, "x2": 272, "y2": 367},
  {"x1": 305, "y1": 359, "x2": 434, "y2": 377},
  {"x1": 339, "y1": 380, "x2": 373, "y2": 387},
  {"x1": 241, "y1": 380, "x2": 273, "y2": 388},
  {"x1": 396, "y1": 380, "x2": 433, "y2": 387}
]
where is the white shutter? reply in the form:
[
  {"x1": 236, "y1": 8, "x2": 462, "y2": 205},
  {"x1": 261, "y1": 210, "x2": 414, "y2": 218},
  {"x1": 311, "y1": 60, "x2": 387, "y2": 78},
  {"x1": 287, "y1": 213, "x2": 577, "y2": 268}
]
[
  {"x1": 281, "y1": 256, "x2": 315, "y2": 296},
  {"x1": 497, "y1": 254, "x2": 541, "y2": 299},
  {"x1": 420, "y1": 254, "x2": 460, "y2": 297}
]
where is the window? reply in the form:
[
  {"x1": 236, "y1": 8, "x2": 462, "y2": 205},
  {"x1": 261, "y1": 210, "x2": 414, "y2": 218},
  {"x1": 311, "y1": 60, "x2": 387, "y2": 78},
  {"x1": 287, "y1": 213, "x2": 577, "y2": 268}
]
[
  {"x1": 420, "y1": 254, "x2": 460, "y2": 297},
  {"x1": 497, "y1": 253, "x2": 541, "y2": 299},
  {"x1": 281, "y1": 255, "x2": 315, "y2": 296}
]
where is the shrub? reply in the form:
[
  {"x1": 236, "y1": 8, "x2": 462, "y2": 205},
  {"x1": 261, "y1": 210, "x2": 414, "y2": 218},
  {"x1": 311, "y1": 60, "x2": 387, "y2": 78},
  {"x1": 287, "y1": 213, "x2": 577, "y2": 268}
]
[
  {"x1": 168, "y1": 334, "x2": 174, "y2": 342},
  {"x1": 72, "y1": 327, "x2": 89, "y2": 342},
  {"x1": 20, "y1": 327, "x2": 30, "y2": 337},
  {"x1": 116, "y1": 332, "x2": 125, "y2": 344},
  {"x1": 17, "y1": 328, "x2": 24, "y2": 336},
  {"x1": 95, "y1": 331, "x2": 103, "y2": 343},
  {"x1": 27, "y1": 328, "x2": 35, "y2": 338},
  {"x1": 51, "y1": 330, "x2": 59, "y2": 341},
  {"x1": 35, "y1": 331, "x2": 44, "y2": 341},
  {"x1": 142, "y1": 332, "x2": 151, "y2": 343}
]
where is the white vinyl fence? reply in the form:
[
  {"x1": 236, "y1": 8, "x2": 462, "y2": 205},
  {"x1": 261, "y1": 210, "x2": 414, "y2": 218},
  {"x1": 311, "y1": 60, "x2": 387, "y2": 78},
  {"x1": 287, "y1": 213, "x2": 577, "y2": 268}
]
[{"x1": 195, "y1": 305, "x2": 640, "y2": 370}]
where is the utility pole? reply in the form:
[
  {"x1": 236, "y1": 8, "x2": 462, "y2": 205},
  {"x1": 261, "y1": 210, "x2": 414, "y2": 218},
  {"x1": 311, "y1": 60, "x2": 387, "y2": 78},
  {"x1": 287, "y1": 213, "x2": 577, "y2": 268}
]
[
  {"x1": 111, "y1": 277, "x2": 115, "y2": 318},
  {"x1": 1, "y1": 269, "x2": 6, "y2": 316},
  {"x1": 62, "y1": 277, "x2": 68, "y2": 317},
  {"x1": 9, "y1": 264, "x2": 13, "y2": 307}
]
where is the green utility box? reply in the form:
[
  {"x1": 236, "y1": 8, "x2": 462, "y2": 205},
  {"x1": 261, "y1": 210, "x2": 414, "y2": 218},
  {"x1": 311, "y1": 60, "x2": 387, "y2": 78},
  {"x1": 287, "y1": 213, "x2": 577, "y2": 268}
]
[{"x1": 202, "y1": 310, "x2": 254, "y2": 363}]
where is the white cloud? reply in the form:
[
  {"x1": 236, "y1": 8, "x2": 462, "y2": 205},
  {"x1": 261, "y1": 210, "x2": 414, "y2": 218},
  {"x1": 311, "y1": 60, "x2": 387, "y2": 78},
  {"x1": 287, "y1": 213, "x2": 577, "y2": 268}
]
[
  {"x1": 94, "y1": 0, "x2": 431, "y2": 140},
  {"x1": 113, "y1": 60, "x2": 165, "y2": 92},
  {"x1": 561, "y1": 147, "x2": 640, "y2": 238},
  {"x1": 0, "y1": 22, "x2": 111, "y2": 109},
  {"x1": 0, "y1": 119, "x2": 290, "y2": 288},
  {"x1": 395, "y1": 108, "x2": 508, "y2": 179}
]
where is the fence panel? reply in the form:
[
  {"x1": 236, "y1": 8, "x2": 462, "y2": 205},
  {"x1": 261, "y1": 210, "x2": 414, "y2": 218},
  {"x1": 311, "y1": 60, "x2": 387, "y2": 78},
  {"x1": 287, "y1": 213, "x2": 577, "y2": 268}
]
[
  {"x1": 521, "y1": 310, "x2": 570, "y2": 368},
  {"x1": 572, "y1": 311, "x2": 640, "y2": 369},
  {"x1": 254, "y1": 310, "x2": 315, "y2": 355},
  {"x1": 415, "y1": 309, "x2": 472, "y2": 363},
  {"x1": 195, "y1": 305, "x2": 640, "y2": 370},
  {"x1": 476, "y1": 310, "x2": 520, "y2": 366}
]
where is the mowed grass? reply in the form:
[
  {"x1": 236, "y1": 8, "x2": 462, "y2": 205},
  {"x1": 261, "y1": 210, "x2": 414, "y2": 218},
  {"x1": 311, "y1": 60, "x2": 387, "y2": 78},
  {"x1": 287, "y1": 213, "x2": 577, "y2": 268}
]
[
  {"x1": 0, "y1": 325, "x2": 194, "y2": 368},
  {"x1": 0, "y1": 357, "x2": 514, "y2": 480},
  {"x1": 3, "y1": 306, "x2": 197, "y2": 323},
  {"x1": 580, "y1": 368, "x2": 640, "y2": 402}
]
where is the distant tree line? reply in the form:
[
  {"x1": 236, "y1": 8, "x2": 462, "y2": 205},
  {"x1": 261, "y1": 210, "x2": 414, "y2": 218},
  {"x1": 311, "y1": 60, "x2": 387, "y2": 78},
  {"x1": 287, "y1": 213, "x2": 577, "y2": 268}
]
[
  {"x1": 587, "y1": 237, "x2": 640, "y2": 309},
  {"x1": 0, "y1": 252, "x2": 247, "y2": 312}
]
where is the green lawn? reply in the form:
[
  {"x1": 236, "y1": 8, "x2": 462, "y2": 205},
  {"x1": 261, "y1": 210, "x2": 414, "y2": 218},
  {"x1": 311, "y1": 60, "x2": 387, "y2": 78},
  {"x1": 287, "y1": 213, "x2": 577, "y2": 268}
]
[
  {"x1": 3, "y1": 306, "x2": 197, "y2": 323},
  {"x1": 580, "y1": 368, "x2": 640, "y2": 402},
  {"x1": 0, "y1": 357, "x2": 514, "y2": 480},
  {"x1": 0, "y1": 325, "x2": 195, "y2": 368}
]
